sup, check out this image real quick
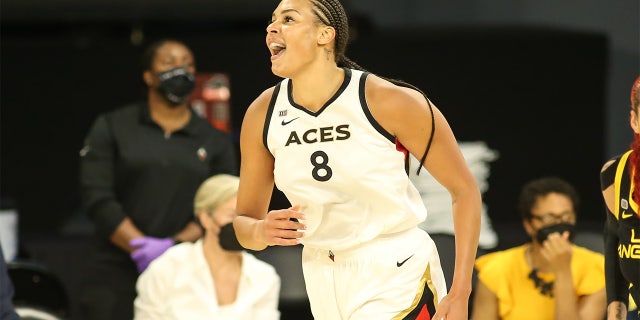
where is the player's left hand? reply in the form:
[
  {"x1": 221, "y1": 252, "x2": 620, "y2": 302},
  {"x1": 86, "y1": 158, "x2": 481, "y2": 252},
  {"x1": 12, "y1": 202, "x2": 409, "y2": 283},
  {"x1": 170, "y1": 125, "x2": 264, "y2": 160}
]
[{"x1": 432, "y1": 291, "x2": 469, "y2": 320}]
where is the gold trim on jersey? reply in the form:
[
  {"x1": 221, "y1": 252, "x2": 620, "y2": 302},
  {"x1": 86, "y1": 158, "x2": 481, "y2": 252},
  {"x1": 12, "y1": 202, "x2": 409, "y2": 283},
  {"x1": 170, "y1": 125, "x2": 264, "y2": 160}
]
[
  {"x1": 629, "y1": 176, "x2": 639, "y2": 216},
  {"x1": 615, "y1": 150, "x2": 635, "y2": 220}
]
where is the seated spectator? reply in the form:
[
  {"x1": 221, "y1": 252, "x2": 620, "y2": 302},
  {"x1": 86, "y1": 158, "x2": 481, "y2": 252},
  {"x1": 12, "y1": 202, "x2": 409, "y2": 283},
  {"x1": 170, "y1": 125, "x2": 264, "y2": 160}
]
[
  {"x1": 134, "y1": 174, "x2": 281, "y2": 320},
  {"x1": 471, "y1": 177, "x2": 606, "y2": 320}
]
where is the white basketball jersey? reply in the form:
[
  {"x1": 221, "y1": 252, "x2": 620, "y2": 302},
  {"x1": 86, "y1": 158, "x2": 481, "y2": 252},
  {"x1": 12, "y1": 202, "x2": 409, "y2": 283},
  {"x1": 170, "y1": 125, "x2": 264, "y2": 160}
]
[{"x1": 264, "y1": 68, "x2": 427, "y2": 250}]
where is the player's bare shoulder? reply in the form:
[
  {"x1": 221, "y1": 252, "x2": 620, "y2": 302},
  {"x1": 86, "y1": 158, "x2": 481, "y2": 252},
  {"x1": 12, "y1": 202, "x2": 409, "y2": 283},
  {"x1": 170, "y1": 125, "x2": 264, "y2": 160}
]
[
  {"x1": 243, "y1": 86, "x2": 275, "y2": 122},
  {"x1": 364, "y1": 74, "x2": 427, "y2": 112},
  {"x1": 246, "y1": 86, "x2": 277, "y2": 117},
  {"x1": 600, "y1": 158, "x2": 616, "y2": 173},
  {"x1": 241, "y1": 86, "x2": 278, "y2": 139},
  {"x1": 364, "y1": 74, "x2": 430, "y2": 123}
]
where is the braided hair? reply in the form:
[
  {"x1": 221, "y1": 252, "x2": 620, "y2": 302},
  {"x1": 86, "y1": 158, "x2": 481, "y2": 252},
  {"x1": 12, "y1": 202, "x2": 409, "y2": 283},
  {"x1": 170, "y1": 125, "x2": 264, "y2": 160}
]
[
  {"x1": 309, "y1": 0, "x2": 435, "y2": 174},
  {"x1": 628, "y1": 76, "x2": 640, "y2": 204}
]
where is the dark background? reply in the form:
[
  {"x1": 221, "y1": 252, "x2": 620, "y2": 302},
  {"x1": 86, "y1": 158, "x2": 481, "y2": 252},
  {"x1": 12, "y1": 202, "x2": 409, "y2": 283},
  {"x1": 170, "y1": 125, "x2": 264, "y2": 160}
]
[
  {"x1": 1, "y1": 0, "x2": 638, "y2": 319},
  {"x1": 1, "y1": 21, "x2": 611, "y2": 240}
]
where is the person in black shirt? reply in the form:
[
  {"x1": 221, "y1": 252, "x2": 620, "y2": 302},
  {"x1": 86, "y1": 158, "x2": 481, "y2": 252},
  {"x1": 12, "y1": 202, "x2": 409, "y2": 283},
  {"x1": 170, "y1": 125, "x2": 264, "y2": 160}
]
[
  {"x1": 600, "y1": 75, "x2": 640, "y2": 320},
  {"x1": 78, "y1": 39, "x2": 238, "y2": 320}
]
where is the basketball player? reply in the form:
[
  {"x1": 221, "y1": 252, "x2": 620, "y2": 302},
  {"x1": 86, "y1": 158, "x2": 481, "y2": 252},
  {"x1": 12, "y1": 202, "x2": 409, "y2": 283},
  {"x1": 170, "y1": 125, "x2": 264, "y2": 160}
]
[
  {"x1": 232, "y1": 0, "x2": 482, "y2": 319},
  {"x1": 600, "y1": 75, "x2": 640, "y2": 320}
]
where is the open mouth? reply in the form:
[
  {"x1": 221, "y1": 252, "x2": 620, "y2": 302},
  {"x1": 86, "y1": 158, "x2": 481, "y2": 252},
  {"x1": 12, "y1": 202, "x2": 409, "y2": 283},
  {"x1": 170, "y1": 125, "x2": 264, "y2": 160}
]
[{"x1": 269, "y1": 43, "x2": 286, "y2": 58}]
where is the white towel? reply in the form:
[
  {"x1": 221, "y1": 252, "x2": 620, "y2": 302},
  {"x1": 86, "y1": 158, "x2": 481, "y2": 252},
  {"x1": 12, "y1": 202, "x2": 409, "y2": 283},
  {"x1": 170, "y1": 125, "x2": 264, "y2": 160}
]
[{"x1": 409, "y1": 141, "x2": 499, "y2": 249}]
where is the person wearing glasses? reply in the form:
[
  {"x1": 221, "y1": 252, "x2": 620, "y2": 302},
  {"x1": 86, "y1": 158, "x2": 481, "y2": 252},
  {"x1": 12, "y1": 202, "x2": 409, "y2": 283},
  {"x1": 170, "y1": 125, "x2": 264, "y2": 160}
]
[{"x1": 471, "y1": 177, "x2": 606, "y2": 320}]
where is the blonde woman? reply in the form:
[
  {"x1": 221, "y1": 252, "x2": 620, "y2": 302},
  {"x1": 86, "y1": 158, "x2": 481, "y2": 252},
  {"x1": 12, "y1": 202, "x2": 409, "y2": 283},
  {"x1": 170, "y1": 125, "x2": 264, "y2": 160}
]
[{"x1": 134, "y1": 174, "x2": 281, "y2": 320}]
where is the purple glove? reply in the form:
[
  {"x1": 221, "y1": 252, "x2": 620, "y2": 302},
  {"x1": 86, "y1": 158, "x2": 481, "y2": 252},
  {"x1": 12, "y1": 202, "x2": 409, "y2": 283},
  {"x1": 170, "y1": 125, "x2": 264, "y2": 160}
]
[{"x1": 129, "y1": 237, "x2": 174, "y2": 273}]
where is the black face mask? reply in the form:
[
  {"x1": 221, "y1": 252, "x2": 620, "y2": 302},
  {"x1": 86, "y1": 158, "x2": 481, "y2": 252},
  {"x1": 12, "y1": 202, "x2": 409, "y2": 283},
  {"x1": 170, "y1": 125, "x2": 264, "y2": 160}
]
[
  {"x1": 218, "y1": 223, "x2": 244, "y2": 251},
  {"x1": 156, "y1": 67, "x2": 196, "y2": 105},
  {"x1": 535, "y1": 222, "x2": 575, "y2": 244}
]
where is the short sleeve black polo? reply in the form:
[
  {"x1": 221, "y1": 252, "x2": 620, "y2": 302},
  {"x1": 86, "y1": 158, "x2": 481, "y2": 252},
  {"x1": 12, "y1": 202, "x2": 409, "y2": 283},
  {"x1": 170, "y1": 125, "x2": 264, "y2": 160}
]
[{"x1": 80, "y1": 102, "x2": 238, "y2": 241}]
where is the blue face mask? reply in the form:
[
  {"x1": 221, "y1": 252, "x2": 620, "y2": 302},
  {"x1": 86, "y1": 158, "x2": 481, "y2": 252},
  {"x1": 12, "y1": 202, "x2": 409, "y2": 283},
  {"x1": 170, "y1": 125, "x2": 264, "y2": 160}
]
[
  {"x1": 535, "y1": 222, "x2": 575, "y2": 244},
  {"x1": 157, "y1": 67, "x2": 196, "y2": 105}
]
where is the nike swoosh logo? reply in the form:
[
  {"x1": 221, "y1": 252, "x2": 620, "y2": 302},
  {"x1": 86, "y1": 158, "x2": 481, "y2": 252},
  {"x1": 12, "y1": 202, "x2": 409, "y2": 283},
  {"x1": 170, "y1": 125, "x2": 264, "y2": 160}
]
[
  {"x1": 397, "y1": 254, "x2": 414, "y2": 267},
  {"x1": 281, "y1": 117, "x2": 299, "y2": 126},
  {"x1": 621, "y1": 211, "x2": 633, "y2": 219}
]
